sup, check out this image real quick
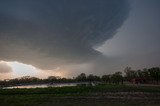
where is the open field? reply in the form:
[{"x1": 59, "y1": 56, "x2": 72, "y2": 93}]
[{"x1": 0, "y1": 84, "x2": 160, "y2": 106}]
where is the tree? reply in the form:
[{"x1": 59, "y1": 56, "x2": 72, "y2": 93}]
[
  {"x1": 111, "y1": 72, "x2": 123, "y2": 84},
  {"x1": 101, "y1": 75, "x2": 111, "y2": 84},
  {"x1": 137, "y1": 70, "x2": 143, "y2": 78},
  {"x1": 124, "y1": 67, "x2": 137, "y2": 81},
  {"x1": 87, "y1": 74, "x2": 100, "y2": 82},
  {"x1": 76, "y1": 73, "x2": 87, "y2": 82},
  {"x1": 48, "y1": 76, "x2": 59, "y2": 83},
  {"x1": 148, "y1": 67, "x2": 160, "y2": 84},
  {"x1": 142, "y1": 68, "x2": 150, "y2": 80}
]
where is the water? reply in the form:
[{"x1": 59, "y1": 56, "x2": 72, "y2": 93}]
[{"x1": 3, "y1": 82, "x2": 89, "y2": 89}]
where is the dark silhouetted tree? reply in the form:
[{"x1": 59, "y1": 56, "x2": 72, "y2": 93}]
[
  {"x1": 124, "y1": 67, "x2": 137, "y2": 81},
  {"x1": 111, "y1": 72, "x2": 123, "y2": 84},
  {"x1": 76, "y1": 73, "x2": 87, "y2": 82},
  {"x1": 101, "y1": 75, "x2": 111, "y2": 84},
  {"x1": 87, "y1": 74, "x2": 100, "y2": 82},
  {"x1": 148, "y1": 67, "x2": 160, "y2": 84}
]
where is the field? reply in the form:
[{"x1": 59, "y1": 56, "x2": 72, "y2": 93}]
[{"x1": 0, "y1": 84, "x2": 160, "y2": 106}]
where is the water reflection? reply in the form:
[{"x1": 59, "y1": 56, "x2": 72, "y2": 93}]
[{"x1": 3, "y1": 82, "x2": 90, "y2": 89}]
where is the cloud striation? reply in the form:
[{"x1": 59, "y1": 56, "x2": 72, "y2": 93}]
[{"x1": 0, "y1": 0, "x2": 129, "y2": 69}]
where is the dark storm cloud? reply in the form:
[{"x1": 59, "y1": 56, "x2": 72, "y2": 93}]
[{"x1": 0, "y1": 0, "x2": 129, "y2": 69}]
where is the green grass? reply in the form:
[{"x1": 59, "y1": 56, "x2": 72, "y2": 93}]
[
  {"x1": 1, "y1": 84, "x2": 160, "y2": 95},
  {"x1": 0, "y1": 84, "x2": 160, "y2": 106}
]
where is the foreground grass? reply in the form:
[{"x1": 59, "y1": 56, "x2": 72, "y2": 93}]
[
  {"x1": 0, "y1": 84, "x2": 160, "y2": 106},
  {"x1": 1, "y1": 84, "x2": 160, "y2": 95}
]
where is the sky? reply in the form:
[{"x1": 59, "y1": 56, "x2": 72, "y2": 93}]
[{"x1": 0, "y1": 0, "x2": 160, "y2": 80}]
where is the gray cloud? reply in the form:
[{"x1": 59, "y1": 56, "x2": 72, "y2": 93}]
[
  {"x1": 95, "y1": 0, "x2": 160, "y2": 74},
  {"x1": 0, "y1": 61, "x2": 12, "y2": 73},
  {"x1": 0, "y1": 0, "x2": 129, "y2": 69}
]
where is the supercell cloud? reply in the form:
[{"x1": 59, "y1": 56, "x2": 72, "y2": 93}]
[
  {"x1": 0, "y1": 0, "x2": 129, "y2": 69},
  {"x1": 0, "y1": 61, "x2": 12, "y2": 73}
]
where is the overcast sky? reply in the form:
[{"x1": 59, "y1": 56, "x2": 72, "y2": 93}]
[{"x1": 0, "y1": 0, "x2": 160, "y2": 79}]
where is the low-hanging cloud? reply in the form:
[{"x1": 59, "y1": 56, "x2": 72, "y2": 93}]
[
  {"x1": 0, "y1": 0, "x2": 129, "y2": 69},
  {"x1": 0, "y1": 61, "x2": 12, "y2": 73}
]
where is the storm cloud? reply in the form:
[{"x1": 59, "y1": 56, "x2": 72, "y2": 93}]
[
  {"x1": 0, "y1": 61, "x2": 12, "y2": 73},
  {"x1": 0, "y1": 0, "x2": 129, "y2": 69}
]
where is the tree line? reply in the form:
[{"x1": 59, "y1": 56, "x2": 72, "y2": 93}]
[{"x1": 0, "y1": 67, "x2": 160, "y2": 87}]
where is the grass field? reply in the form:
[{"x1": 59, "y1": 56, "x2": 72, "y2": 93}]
[{"x1": 0, "y1": 84, "x2": 160, "y2": 106}]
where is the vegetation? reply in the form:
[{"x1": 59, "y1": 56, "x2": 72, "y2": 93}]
[
  {"x1": 1, "y1": 67, "x2": 160, "y2": 87},
  {"x1": 0, "y1": 84, "x2": 160, "y2": 106},
  {"x1": 0, "y1": 67, "x2": 160, "y2": 106},
  {"x1": 124, "y1": 67, "x2": 160, "y2": 84},
  {"x1": 1, "y1": 84, "x2": 160, "y2": 95}
]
